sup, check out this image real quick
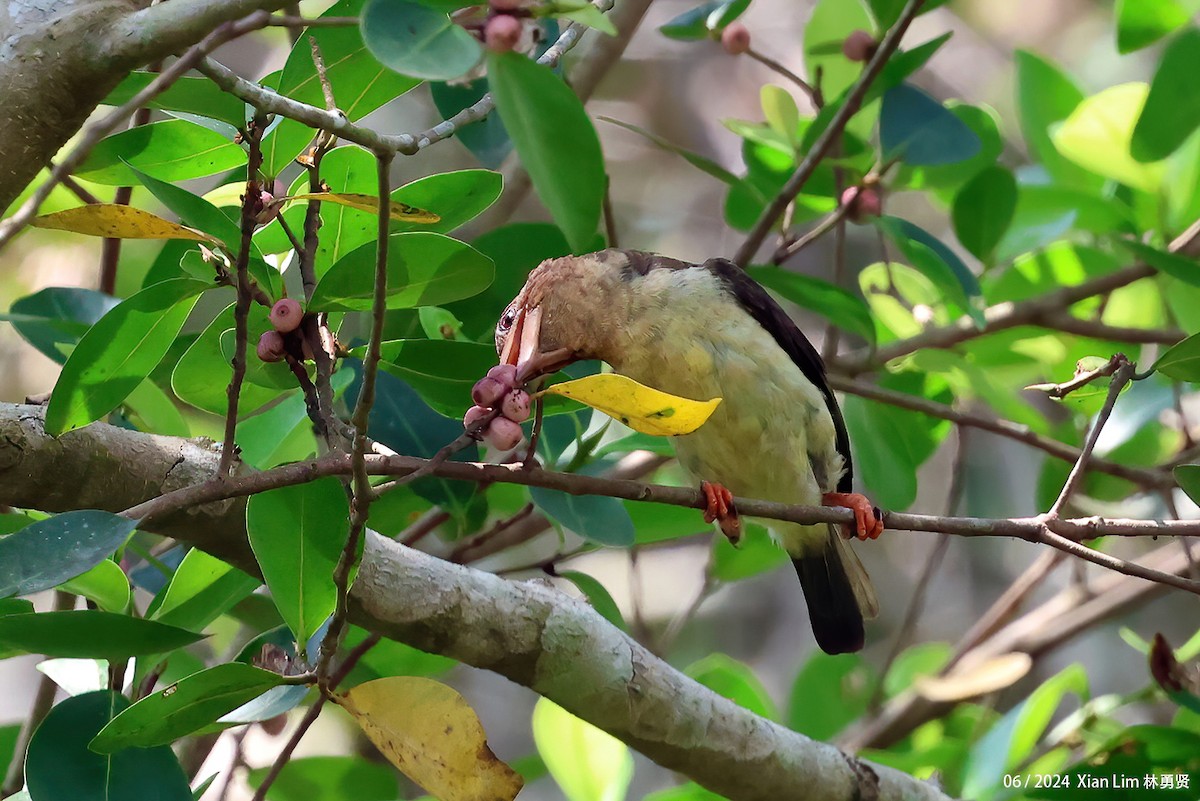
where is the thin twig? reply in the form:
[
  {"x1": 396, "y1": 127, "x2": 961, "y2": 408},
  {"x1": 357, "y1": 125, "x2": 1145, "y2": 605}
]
[
  {"x1": 397, "y1": 509, "x2": 451, "y2": 546},
  {"x1": 733, "y1": 0, "x2": 925, "y2": 266},
  {"x1": 267, "y1": 15, "x2": 360, "y2": 28},
  {"x1": 773, "y1": 202, "x2": 852, "y2": 265},
  {"x1": 744, "y1": 46, "x2": 818, "y2": 104},
  {"x1": 448, "y1": 503, "x2": 536, "y2": 563},
  {"x1": 217, "y1": 116, "x2": 266, "y2": 477},
  {"x1": 0, "y1": 11, "x2": 273, "y2": 253},
  {"x1": 249, "y1": 697, "x2": 325, "y2": 801}
]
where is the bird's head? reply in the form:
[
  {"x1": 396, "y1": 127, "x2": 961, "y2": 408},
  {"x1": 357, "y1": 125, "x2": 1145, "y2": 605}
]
[{"x1": 495, "y1": 250, "x2": 636, "y2": 379}]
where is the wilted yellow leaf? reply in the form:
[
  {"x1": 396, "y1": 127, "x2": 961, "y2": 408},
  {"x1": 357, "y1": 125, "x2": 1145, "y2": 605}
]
[
  {"x1": 335, "y1": 677, "x2": 522, "y2": 801},
  {"x1": 30, "y1": 205, "x2": 218, "y2": 243},
  {"x1": 540, "y1": 373, "x2": 721, "y2": 436},
  {"x1": 915, "y1": 652, "x2": 1033, "y2": 702},
  {"x1": 280, "y1": 193, "x2": 440, "y2": 223}
]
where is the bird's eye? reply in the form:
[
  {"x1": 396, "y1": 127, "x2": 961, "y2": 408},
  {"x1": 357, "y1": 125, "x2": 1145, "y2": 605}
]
[{"x1": 498, "y1": 307, "x2": 517, "y2": 332}]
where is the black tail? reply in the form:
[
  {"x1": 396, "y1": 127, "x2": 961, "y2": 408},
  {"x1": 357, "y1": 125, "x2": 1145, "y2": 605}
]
[{"x1": 793, "y1": 539, "x2": 865, "y2": 655}]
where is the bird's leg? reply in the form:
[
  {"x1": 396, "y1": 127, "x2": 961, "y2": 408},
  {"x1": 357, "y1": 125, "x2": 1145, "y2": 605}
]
[
  {"x1": 701, "y1": 481, "x2": 742, "y2": 545},
  {"x1": 822, "y1": 492, "x2": 884, "y2": 541}
]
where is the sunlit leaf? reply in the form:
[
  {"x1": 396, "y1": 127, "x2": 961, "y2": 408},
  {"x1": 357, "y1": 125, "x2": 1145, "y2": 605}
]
[
  {"x1": 1116, "y1": 0, "x2": 1192, "y2": 53},
  {"x1": 60, "y1": 560, "x2": 131, "y2": 613},
  {"x1": 30, "y1": 205, "x2": 216, "y2": 243},
  {"x1": 686, "y1": 654, "x2": 779, "y2": 720},
  {"x1": 540, "y1": 373, "x2": 721, "y2": 437},
  {"x1": 337, "y1": 677, "x2": 522, "y2": 801},
  {"x1": 75, "y1": 120, "x2": 245, "y2": 185},
  {"x1": 1052, "y1": 82, "x2": 1164, "y2": 193},
  {"x1": 532, "y1": 697, "x2": 632, "y2": 801},
  {"x1": 1154, "y1": 333, "x2": 1200, "y2": 382}
]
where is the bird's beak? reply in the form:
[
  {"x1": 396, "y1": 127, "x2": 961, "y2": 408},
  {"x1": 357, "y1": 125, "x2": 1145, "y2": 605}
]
[{"x1": 499, "y1": 306, "x2": 577, "y2": 381}]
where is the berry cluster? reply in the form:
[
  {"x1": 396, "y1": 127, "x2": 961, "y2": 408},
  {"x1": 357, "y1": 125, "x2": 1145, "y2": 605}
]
[
  {"x1": 464, "y1": 364, "x2": 532, "y2": 451},
  {"x1": 256, "y1": 298, "x2": 304, "y2": 363}
]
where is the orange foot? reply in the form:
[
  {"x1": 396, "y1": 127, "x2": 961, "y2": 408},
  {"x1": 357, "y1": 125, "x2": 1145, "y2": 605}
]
[
  {"x1": 701, "y1": 480, "x2": 743, "y2": 545},
  {"x1": 822, "y1": 492, "x2": 884, "y2": 541}
]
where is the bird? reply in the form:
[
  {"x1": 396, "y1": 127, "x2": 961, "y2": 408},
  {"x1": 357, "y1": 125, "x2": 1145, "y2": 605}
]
[{"x1": 494, "y1": 248, "x2": 882, "y2": 654}]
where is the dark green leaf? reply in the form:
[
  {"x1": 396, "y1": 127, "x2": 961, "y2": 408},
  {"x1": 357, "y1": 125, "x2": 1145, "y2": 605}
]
[
  {"x1": 866, "y1": 0, "x2": 951, "y2": 28},
  {"x1": 1014, "y1": 50, "x2": 1100, "y2": 190},
  {"x1": 1133, "y1": 28, "x2": 1200, "y2": 161},
  {"x1": 686, "y1": 654, "x2": 779, "y2": 720},
  {"x1": 748, "y1": 267, "x2": 875, "y2": 344},
  {"x1": 952, "y1": 165, "x2": 1017, "y2": 262},
  {"x1": 361, "y1": 0, "x2": 481, "y2": 81},
  {"x1": 710, "y1": 523, "x2": 789, "y2": 581},
  {"x1": 0, "y1": 287, "x2": 118, "y2": 364},
  {"x1": 246, "y1": 477, "x2": 349, "y2": 653},
  {"x1": 365, "y1": 338, "x2": 497, "y2": 418},
  {"x1": 487, "y1": 52, "x2": 606, "y2": 252},
  {"x1": 558, "y1": 570, "x2": 628, "y2": 632},
  {"x1": 309, "y1": 232, "x2": 494, "y2": 311},
  {"x1": 75, "y1": 120, "x2": 244, "y2": 185},
  {"x1": 881, "y1": 83, "x2": 981, "y2": 166},
  {"x1": 246, "y1": 755, "x2": 399, "y2": 801},
  {"x1": 789, "y1": 652, "x2": 874, "y2": 740},
  {"x1": 0, "y1": 611, "x2": 203, "y2": 660},
  {"x1": 45, "y1": 278, "x2": 209, "y2": 435},
  {"x1": 863, "y1": 33, "x2": 953, "y2": 106},
  {"x1": 1120, "y1": 239, "x2": 1200, "y2": 286},
  {"x1": 530, "y1": 486, "x2": 635, "y2": 546},
  {"x1": 263, "y1": 0, "x2": 422, "y2": 176},
  {"x1": 91, "y1": 664, "x2": 284, "y2": 752},
  {"x1": 431, "y1": 78, "x2": 512, "y2": 169},
  {"x1": 26, "y1": 691, "x2": 190, "y2": 801},
  {"x1": 1176, "y1": 465, "x2": 1200, "y2": 506},
  {"x1": 0, "y1": 599, "x2": 34, "y2": 616},
  {"x1": 0, "y1": 511, "x2": 136, "y2": 599},
  {"x1": 103, "y1": 72, "x2": 247, "y2": 128},
  {"x1": 1116, "y1": 0, "x2": 1192, "y2": 53},
  {"x1": 150, "y1": 549, "x2": 260, "y2": 632},
  {"x1": 392, "y1": 169, "x2": 504, "y2": 234},
  {"x1": 658, "y1": 0, "x2": 749, "y2": 39}
]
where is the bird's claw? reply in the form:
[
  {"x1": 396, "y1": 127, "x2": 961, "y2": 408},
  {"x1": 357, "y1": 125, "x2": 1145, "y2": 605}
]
[
  {"x1": 701, "y1": 480, "x2": 742, "y2": 545},
  {"x1": 822, "y1": 492, "x2": 884, "y2": 541}
]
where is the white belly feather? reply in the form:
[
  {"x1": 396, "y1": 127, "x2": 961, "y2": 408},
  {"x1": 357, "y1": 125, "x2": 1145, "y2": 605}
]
[{"x1": 607, "y1": 268, "x2": 844, "y2": 556}]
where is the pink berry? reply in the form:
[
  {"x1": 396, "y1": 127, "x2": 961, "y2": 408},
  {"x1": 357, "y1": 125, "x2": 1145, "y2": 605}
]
[
  {"x1": 841, "y1": 185, "x2": 882, "y2": 223},
  {"x1": 842, "y1": 30, "x2": 876, "y2": 62},
  {"x1": 501, "y1": 389, "x2": 531, "y2": 422},
  {"x1": 472, "y1": 376, "x2": 507, "y2": 407},
  {"x1": 485, "y1": 14, "x2": 523, "y2": 52},
  {"x1": 486, "y1": 363, "x2": 518, "y2": 391},
  {"x1": 256, "y1": 331, "x2": 285, "y2": 363},
  {"x1": 463, "y1": 404, "x2": 490, "y2": 432},
  {"x1": 270, "y1": 298, "x2": 303, "y2": 333},
  {"x1": 482, "y1": 417, "x2": 523, "y2": 451},
  {"x1": 721, "y1": 23, "x2": 751, "y2": 56}
]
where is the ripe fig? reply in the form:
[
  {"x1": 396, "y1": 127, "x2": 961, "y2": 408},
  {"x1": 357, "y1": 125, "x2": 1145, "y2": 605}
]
[
  {"x1": 257, "y1": 331, "x2": 286, "y2": 363},
  {"x1": 269, "y1": 298, "x2": 303, "y2": 333},
  {"x1": 472, "y1": 376, "x2": 507, "y2": 407},
  {"x1": 485, "y1": 13, "x2": 523, "y2": 52},
  {"x1": 501, "y1": 389, "x2": 531, "y2": 422},
  {"x1": 483, "y1": 417, "x2": 523, "y2": 451}
]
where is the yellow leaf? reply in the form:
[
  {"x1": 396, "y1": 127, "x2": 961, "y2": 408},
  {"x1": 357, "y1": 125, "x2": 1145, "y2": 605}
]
[
  {"x1": 540, "y1": 373, "x2": 721, "y2": 436},
  {"x1": 30, "y1": 205, "x2": 218, "y2": 243},
  {"x1": 335, "y1": 677, "x2": 522, "y2": 801},
  {"x1": 281, "y1": 192, "x2": 440, "y2": 223}
]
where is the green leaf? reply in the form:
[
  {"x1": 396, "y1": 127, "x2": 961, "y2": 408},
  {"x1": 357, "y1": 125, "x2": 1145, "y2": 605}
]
[
  {"x1": 246, "y1": 477, "x2": 349, "y2": 654},
  {"x1": 487, "y1": 52, "x2": 606, "y2": 253},
  {"x1": 748, "y1": 267, "x2": 875, "y2": 344},
  {"x1": 558, "y1": 571, "x2": 628, "y2": 632},
  {"x1": 1, "y1": 287, "x2": 118, "y2": 364},
  {"x1": 75, "y1": 120, "x2": 245, "y2": 185},
  {"x1": 1154, "y1": 333, "x2": 1200, "y2": 381},
  {"x1": 431, "y1": 78, "x2": 512, "y2": 169},
  {"x1": 881, "y1": 84, "x2": 981, "y2": 166},
  {"x1": 103, "y1": 72, "x2": 247, "y2": 128},
  {"x1": 391, "y1": 169, "x2": 504, "y2": 234},
  {"x1": 530, "y1": 486, "x2": 635, "y2": 546},
  {"x1": 710, "y1": 523, "x2": 789, "y2": 581},
  {"x1": 1119, "y1": 239, "x2": 1200, "y2": 286},
  {"x1": 1013, "y1": 50, "x2": 1100, "y2": 191},
  {"x1": 0, "y1": 611, "x2": 203, "y2": 660},
  {"x1": 557, "y1": 3, "x2": 617, "y2": 35},
  {"x1": 951, "y1": 165, "x2": 1017, "y2": 262},
  {"x1": 789, "y1": 652, "x2": 874, "y2": 740},
  {"x1": 1116, "y1": 0, "x2": 1192, "y2": 53},
  {"x1": 171, "y1": 299, "x2": 293, "y2": 416},
  {"x1": 339, "y1": 625, "x2": 455, "y2": 687},
  {"x1": 60, "y1": 560, "x2": 131, "y2": 613},
  {"x1": 246, "y1": 756, "x2": 400, "y2": 801},
  {"x1": 361, "y1": 0, "x2": 481, "y2": 81},
  {"x1": 1133, "y1": 28, "x2": 1200, "y2": 162},
  {"x1": 658, "y1": 0, "x2": 749, "y2": 39},
  {"x1": 127, "y1": 163, "x2": 243, "y2": 251},
  {"x1": 263, "y1": 0, "x2": 421, "y2": 176},
  {"x1": 0, "y1": 598, "x2": 34, "y2": 616},
  {"x1": 804, "y1": 0, "x2": 874, "y2": 100},
  {"x1": 0, "y1": 511, "x2": 136, "y2": 599},
  {"x1": 1175, "y1": 465, "x2": 1200, "y2": 505},
  {"x1": 45, "y1": 278, "x2": 208, "y2": 434},
  {"x1": 875, "y1": 216, "x2": 980, "y2": 314},
  {"x1": 237, "y1": 371, "x2": 353, "y2": 469},
  {"x1": 91, "y1": 664, "x2": 285, "y2": 752},
  {"x1": 26, "y1": 691, "x2": 190, "y2": 801},
  {"x1": 1052, "y1": 82, "x2": 1164, "y2": 193},
  {"x1": 685, "y1": 654, "x2": 779, "y2": 720},
  {"x1": 883, "y1": 642, "x2": 951, "y2": 698},
  {"x1": 532, "y1": 697, "x2": 634, "y2": 801},
  {"x1": 309, "y1": 232, "x2": 494, "y2": 311},
  {"x1": 150, "y1": 549, "x2": 260, "y2": 632},
  {"x1": 366, "y1": 338, "x2": 497, "y2": 418}
]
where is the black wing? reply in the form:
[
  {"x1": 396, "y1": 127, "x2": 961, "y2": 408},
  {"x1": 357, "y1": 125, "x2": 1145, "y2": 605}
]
[{"x1": 702, "y1": 257, "x2": 854, "y2": 493}]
